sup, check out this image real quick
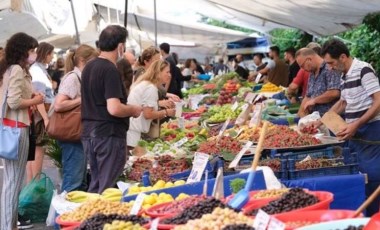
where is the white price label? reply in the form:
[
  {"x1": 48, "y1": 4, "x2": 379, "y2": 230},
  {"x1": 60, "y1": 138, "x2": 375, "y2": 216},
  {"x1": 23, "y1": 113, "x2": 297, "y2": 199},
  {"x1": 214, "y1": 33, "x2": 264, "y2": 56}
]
[
  {"x1": 231, "y1": 101, "x2": 239, "y2": 111},
  {"x1": 229, "y1": 141, "x2": 254, "y2": 168},
  {"x1": 245, "y1": 92, "x2": 257, "y2": 103},
  {"x1": 253, "y1": 209, "x2": 271, "y2": 230},
  {"x1": 186, "y1": 152, "x2": 209, "y2": 184},
  {"x1": 173, "y1": 137, "x2": 188, "y2": 148},
  {"x1": 218, "y1": 118, "x2": 231, "y2": 138},
  {"x1": 130, "y1": 193, "x2": 146, "y2": 215},
  {"x1": 268, "y1": 217, "x2": 286, "y2": 230},
  {"x1": 150, "y1": 218, "x2": 159, "y2": 230},
  {"x1": 255, "y1": 73, "x2": 263, "y2": 84},
  {"x1": 241, "y1": 103, "x2": 249, "y2": 112},
  {"x1": 249, "y1": 104, "x2": 262, "y2": 128}
]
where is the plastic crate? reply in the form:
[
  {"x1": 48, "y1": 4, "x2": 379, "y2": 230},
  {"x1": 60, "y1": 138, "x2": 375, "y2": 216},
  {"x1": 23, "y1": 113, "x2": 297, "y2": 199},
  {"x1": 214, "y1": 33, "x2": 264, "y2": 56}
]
[
  {"x1": 270, "y1": 146, "x2": 347, "y2": 161},
  {"x1": 288, "y1": 164, "x2": 359, "y2": 180},
  {"x1": 287, "y1": 151, "x2": 359, "y2": 180}
]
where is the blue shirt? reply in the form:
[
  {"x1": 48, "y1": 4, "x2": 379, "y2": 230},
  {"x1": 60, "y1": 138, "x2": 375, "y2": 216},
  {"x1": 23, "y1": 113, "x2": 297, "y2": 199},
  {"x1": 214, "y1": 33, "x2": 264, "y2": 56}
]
[{"x1": 306, "y1": 62, "x2": 340, "y2": 116}]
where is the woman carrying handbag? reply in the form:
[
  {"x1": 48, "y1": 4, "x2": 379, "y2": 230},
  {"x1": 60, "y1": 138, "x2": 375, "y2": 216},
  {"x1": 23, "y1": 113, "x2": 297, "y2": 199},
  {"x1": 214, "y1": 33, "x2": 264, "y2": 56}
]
[
  {"x1": 0, "y1": 33, "x2": 44, "y2": 230},
  {"x1": 127, "y1": 59, "x2": 176, "y2": 153},
  {"x1": 52, "y1": 45, "x2": 98, "y2": 192}
]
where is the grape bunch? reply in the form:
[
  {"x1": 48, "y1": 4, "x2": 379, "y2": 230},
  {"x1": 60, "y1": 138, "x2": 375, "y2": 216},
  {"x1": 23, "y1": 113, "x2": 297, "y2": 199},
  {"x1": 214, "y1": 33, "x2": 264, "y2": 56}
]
[
  {"x1": 77, "y1": 213, "x2": 148, "y2": 230},
  {"x1": 247, "y1": 188, "x2": 319, "y2": 215},
  {"x1": 162, "y1": 198, "x2": 230, "y2": 225}
]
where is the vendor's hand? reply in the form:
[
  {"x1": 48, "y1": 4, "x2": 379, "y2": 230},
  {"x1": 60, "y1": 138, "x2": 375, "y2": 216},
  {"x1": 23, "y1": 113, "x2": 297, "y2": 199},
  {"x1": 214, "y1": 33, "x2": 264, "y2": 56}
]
[
  {"x1": 303, "y1": 98, "x2": 316, "y2": 111},
  {"x1": 336, "y1": 121, "x2": 360, "y2": 141},
  {"x1": 166, "y1": 93, "x2": 181, "y2": 102},
  {"x1": 311, "y1": 119, "x2": 323, "y2": 129}
]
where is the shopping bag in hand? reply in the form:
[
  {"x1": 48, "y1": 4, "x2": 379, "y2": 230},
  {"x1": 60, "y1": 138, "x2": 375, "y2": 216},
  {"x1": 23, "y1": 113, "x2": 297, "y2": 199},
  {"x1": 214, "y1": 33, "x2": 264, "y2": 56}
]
[{"x1": 19, "y1": 172, "x2": 54, "y2": 222}]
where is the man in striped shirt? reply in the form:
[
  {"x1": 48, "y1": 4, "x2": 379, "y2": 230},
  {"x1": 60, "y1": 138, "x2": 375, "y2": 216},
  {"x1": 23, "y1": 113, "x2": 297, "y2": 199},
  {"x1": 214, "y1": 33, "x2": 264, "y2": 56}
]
[{"x1": 321, "y1": 38, "x2": 380, "y2": 216}]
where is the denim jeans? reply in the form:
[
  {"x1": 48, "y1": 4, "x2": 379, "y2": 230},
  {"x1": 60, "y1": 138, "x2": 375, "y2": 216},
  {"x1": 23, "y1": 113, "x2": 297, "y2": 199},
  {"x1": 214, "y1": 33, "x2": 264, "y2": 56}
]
[{"x1": 57, "y1": 141, "x2": 87, "y2": 192}]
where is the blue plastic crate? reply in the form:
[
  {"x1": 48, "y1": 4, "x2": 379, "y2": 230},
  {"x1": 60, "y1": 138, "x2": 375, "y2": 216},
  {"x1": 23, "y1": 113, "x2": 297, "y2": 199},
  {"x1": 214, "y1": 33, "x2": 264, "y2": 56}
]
[
  {"x1": 270, "y1": 146, "x2": 348, "y2": 161},
  {"x1": 122, "y1": 170, "x2": 266, "y2": 202},
  {"x1": 287, "y1": 151, "x2": 359, "y2": 180},
  {"x1": 288, "y1": 164, "x2": 359, "y2": 180}
]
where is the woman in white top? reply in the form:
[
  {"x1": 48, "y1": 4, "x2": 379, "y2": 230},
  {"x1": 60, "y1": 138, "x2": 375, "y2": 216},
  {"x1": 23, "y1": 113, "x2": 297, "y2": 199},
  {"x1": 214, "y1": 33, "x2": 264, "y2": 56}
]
[
  {"x1": 181, "y1": 58, "x2": 197, "y2": 89},
  {"x1": 127, "y1": 59, "x2": 176, "y2": 149},
  {"x1": 27, "y1": 42, "x2": 55, "y2": 183},
  {"x1": 54, "y1": 45, "x2": 98, "y2": 192}
]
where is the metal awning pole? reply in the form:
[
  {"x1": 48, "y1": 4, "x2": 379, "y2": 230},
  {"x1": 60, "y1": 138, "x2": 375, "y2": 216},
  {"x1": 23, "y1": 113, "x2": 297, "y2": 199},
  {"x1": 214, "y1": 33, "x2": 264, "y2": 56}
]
[
  {"x1": 69, "y1": 0, "x2": 81, "y2": 45},
  {"x1": 124, "y1": 0, "x2": 128, "y2": 27}
]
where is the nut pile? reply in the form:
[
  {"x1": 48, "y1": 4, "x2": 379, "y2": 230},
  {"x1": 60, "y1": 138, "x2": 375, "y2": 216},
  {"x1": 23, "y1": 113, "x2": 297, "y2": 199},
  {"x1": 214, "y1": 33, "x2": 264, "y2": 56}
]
[
  {"x1": 252, "y1": 189, "x2": 289, "y2": 199},
  {"x1": 162, "y1": 198, "x2": 229, "y2": 225},
  {"x1": 60, "y1": 199, "x2": 132, "y2": 222},
  {"x1": 103, "y1": 220, "x2": 145, "y2": 230},
  {"x1": 247, "y1": 188, "x2": 319, "y2": 215},
  {"x1": 77, "y1": 213, "x2": 148, "y2": 229},
  {"x1": 173, "y1": 207, "x2": 253, "y2": 230},
  {"x1": 152, "y1": 195, "x2": 206, "y2": 215}
]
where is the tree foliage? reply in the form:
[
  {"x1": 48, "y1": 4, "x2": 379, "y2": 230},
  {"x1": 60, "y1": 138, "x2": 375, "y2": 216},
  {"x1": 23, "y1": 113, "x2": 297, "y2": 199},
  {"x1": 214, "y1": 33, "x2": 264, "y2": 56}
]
[{"x1": 338, "y1": 17, "x2": 380, "y2": 74}]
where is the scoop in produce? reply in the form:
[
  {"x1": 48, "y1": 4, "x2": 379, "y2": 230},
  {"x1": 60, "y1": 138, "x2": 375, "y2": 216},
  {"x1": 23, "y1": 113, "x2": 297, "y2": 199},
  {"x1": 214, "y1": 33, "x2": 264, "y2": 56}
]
[{"x1": 228, "y1": 121, "x2": 269, "y2": 210}]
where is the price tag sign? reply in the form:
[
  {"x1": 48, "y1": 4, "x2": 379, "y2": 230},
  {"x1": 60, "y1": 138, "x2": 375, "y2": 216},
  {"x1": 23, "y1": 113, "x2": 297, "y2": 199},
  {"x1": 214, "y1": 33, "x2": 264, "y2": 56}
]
[
  {"x1": 268, "y1": 217, "x2": 286, "y2": 230},
  {"x1": 150, "y1": 218, "x2": 160, "y2": 230},
  {"x1": 186, "y1": 152, "x2": 209, "y2": 184},
  {"x1": 130, "y1": 193, "x2": 146, "y2": 215},
  {"x1": 253, "y1": 209, "x2": 271, "y2": 230},
  {"x1": 244, "y1": 92, "x2": 257, "y2": 104},
  {"x1": 255, "y1": 73, "x2": 263, "y2": 84},
  {"x1": 173, "y1": 137, "x2": 188, "y2": 148},
  {"x1": 229, "y1": 141, "x2": 254, "y2": 168},
  {"x1": 241, "y1": 103, "x2": 249, "y2": 112},
  {"x1": 231, "y1": 101, "x2": 239, "y2": 111},
  {"x1": 218, "y1": 118, "x2": 231, "y2": 139},
  {"x1": 249, "y1": 104, "x2": 262, "y2": 128}
]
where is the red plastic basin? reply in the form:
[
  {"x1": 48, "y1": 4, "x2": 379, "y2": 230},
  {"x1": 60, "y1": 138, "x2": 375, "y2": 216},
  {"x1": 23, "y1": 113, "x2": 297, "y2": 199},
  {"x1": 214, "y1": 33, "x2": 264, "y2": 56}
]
[
  {"x1": 55, "y1": 215, "x2": 81, "y2": 229},
  {"x1": 145, "y1": 201, "x2": 176, "y2": 218},
  {"x1": 275, "y1": 209, "x2": 362, "y2": 230},
  {"x1": 244, "y1": 191, "x2": 334, "y2": 216},
  {"x1": 145, "y1": 215, "x2": 177, "y2": 230}
]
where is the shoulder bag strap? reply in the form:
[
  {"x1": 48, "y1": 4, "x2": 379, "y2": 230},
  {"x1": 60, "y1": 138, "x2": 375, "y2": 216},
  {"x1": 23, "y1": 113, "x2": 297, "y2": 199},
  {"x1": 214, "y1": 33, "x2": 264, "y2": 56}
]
[{"x1": 1, "y1": 66, "x2": 17, "y2": 126}]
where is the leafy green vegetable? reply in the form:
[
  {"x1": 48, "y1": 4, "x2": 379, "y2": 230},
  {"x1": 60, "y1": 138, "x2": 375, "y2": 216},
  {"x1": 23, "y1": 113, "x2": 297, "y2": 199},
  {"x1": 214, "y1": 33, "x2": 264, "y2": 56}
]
[{"x1": 230, "y1": 178, "x2": 246, "y2": 194}]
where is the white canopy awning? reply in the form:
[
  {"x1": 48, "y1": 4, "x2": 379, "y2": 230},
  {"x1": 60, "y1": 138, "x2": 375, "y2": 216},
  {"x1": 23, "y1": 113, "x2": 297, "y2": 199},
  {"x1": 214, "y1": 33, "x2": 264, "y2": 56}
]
[{"x1": 206, "y1": 0, "x2": 380, "y2": 36}]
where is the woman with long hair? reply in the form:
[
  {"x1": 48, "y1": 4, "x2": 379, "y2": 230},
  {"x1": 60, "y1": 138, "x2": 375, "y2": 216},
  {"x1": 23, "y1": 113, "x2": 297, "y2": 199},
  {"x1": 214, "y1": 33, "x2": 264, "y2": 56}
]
[
  {"x1": 54, "y1": 45, "x2": 98, "y2": 192},
  {"x1": 0, "y1": 32, "x2": 44, "y2": 230},
  {"x1": 27, "y1": 42, "x2": 55, "y2": 183},
  {"x1": 127, "y1": 59, "x2": 176, "y2": 150},
  {"x1": 133, "y1": 46, "x2": 160, "y2": 81}
]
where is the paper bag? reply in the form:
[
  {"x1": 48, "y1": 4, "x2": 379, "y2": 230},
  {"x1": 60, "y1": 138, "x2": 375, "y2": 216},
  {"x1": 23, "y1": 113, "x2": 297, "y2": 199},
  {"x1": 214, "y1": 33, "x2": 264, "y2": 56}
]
[{"x1": 320, "y1": 111, "x2": 347, "y2": 135}]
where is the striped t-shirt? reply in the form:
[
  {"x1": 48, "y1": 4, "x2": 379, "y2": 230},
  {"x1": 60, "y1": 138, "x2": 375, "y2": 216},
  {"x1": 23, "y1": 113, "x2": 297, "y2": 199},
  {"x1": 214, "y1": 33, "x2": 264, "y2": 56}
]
[{"x1": 341, "y1": 58, "x2": 380, "y2": 123}]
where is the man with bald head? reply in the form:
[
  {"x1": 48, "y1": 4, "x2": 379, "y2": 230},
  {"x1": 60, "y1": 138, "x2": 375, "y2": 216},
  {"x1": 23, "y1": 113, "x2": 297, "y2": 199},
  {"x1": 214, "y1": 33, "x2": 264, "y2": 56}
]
[{"x1": 295, "y1": 48, "x2": 341, "y2": 117}]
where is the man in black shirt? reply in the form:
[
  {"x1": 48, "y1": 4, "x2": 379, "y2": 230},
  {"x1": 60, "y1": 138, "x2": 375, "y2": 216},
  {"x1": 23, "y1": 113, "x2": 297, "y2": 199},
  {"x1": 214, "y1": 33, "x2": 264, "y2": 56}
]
[
  {"x1": 159, "y1": 42, "x2": 183, "y2": 98},
  {"x1": 81, "y1": 25, "x2": 142, "y2": 193},
  {"x1": 284, "y1": 47, "x2": 300, "y2": 86}
]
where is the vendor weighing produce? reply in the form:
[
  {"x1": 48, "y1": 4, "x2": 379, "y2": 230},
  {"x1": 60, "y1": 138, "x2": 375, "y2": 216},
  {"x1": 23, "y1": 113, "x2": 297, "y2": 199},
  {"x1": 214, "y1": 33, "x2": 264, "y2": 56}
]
[{"x1": 315, "y1": 38, "x2": 380, "y2": 216}]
